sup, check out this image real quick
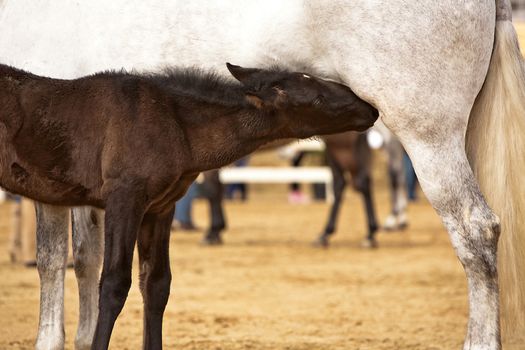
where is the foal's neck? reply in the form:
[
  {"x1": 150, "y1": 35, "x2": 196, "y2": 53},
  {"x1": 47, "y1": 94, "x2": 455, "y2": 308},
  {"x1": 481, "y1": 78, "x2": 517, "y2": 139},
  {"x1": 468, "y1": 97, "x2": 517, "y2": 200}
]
[{"x1": 182, "y1": 103, "x2": 284, "y2": 171}]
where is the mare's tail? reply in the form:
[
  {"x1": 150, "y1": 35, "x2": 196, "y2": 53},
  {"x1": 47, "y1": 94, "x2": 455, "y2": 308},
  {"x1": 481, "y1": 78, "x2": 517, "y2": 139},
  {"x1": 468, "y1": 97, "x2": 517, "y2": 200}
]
[{"x1": 466, "y1": 5, "x2": 525, "y2": 344}]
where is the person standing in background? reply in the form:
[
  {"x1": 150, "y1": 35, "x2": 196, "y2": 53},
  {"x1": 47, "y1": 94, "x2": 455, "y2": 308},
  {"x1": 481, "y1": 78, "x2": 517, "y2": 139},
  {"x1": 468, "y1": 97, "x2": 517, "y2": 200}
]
[
  {"x1": 403, "y1": 153, "x2": 418, "y2": 201},
  {"x1": 8, "y1": 197, "x2": 36, "y2": 266},
  {"x1": 172, "y1": 182, "x2": 199, "y2": 231}
]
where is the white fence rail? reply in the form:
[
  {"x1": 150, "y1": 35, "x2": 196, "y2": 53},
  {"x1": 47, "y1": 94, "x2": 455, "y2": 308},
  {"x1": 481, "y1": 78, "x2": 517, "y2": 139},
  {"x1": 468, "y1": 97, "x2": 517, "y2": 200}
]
[{"x1": 219, "y1": 167, "x2": 334, "y2": 203}]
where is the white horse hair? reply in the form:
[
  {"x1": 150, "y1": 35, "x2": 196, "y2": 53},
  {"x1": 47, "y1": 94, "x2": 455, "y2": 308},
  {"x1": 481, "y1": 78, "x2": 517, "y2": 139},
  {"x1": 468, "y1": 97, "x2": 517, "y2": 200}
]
[{"x1": 0, "y1": 0, "x2": 523, "y2": 349}]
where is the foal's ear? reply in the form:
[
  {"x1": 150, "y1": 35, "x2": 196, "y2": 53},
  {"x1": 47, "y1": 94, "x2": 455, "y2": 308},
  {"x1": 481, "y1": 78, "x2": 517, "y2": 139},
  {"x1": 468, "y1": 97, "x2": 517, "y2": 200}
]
[
  {"x1": 244, "y1": 86, "x2": 288, "y2": 110},
  {"x1": 226, "y1": 63, "x2": 261, "y2": 85},
  {"x1": 245, "y1": 93, "x2": 264, "y2": 109}
]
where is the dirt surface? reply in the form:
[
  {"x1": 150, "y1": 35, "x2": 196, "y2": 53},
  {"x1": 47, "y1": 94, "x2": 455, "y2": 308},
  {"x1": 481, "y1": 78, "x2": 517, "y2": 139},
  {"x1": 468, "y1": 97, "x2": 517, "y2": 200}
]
[{"x1": 0, "y1": 180, "x2": 474, "y2": 350}]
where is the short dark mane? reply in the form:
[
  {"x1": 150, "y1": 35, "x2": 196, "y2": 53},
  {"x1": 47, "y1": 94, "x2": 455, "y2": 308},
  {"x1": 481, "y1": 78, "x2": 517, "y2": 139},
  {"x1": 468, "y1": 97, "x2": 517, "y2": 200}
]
[
  {"x1": 0, "y1": 62, "x2": 296, "y2": 108},
  {"x1": 0, "y1": 64, "x2": 44, "y2": 82},
  {"x1": 146, "y1": 67, "x2": 247, "y2": 107},
  {"x1": 90, "y1": 65, "x2": 294, "y2": 107}
]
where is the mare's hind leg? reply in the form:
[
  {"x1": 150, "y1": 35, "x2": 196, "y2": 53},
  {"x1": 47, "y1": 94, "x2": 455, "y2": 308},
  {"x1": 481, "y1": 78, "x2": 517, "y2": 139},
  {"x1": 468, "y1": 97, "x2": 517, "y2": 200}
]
[
  {"x1": 392, "y1": 128, "x2": 500, "y2": 349},
  {"x1": 201, "y1": 170, "x2": 226, "y2": 245},
  {"x1": 316, "y1": 153, "x2": 346, "y2": 247},
  {"x1": 71, "y1": 207, "x2": 104, "y2": 350},
  {"x1": 137, "y1": 207, "x2": 174, "y2": 350},
  {"x1": 34, "y1": 203, "x2": 69, "y2": 350}
]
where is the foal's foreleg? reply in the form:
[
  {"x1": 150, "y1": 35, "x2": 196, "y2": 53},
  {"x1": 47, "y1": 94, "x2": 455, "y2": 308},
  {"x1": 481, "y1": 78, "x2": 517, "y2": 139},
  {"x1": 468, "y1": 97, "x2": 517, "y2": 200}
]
[
  {"x1": 71, "y1": 207, "x2": 104, "y2": 350},
  {"x1": 92, "y1": 187, "x2": 145, "y2": 350},
  {"x1": 34, "y1": 203, "x2": 69, "y2": 350},
  {"x1": 137, "y1": 207, "x2": 174, "y2": 350}
]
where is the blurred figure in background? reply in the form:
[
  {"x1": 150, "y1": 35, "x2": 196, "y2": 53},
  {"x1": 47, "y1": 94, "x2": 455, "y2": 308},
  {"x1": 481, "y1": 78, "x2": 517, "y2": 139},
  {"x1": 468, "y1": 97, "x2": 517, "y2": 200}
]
[
  {"x1": 288, "y1": 151, "x2": 309, "y2": 204},
  {"x1": 8, "y1": 196, "x2": 76, "y2": 266},
  {"x1": 225, "y1": 157, "x2": 250, "y2": 201},
  {"x1": 172, "y1": 182, "x2": 199, "y2": 231},
  {"x1": 403, "y1": 153, "x2": 418, "y2": 201},
  {"x1": 8, "y1": 197, "x2": 36, "y2": 266}
]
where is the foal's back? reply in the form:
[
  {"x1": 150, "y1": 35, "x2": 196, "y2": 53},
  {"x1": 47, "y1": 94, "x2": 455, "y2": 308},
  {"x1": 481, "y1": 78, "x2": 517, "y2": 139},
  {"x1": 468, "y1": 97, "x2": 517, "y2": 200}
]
[{"x1": 0, "y1": 65, "x2": 180, "y2": 207}]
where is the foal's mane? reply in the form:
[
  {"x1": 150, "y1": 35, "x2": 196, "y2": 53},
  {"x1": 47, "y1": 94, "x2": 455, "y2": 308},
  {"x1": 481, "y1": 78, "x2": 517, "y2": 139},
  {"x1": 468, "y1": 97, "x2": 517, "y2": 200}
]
[
  {"x1": 146, "y1": 67, "x2": 247, "y2": 107},
  {"x1": 0, "y1": 62, "x2": 293, "y2": 108},
  {"x1": 102, "y1": 65, "x2": 293, "y2": 107},
  {"x1": 0, "y1": 63, "x2": 43, "y2": 82}
]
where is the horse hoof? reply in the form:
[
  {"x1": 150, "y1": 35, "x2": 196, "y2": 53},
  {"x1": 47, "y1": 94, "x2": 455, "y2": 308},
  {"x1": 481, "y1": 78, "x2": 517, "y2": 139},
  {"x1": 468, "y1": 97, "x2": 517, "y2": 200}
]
[
  {"x1": 201, "y1": 236, "x2": 223, "y2": 246},
  {"x1": 361, "y1": 238, "x2": 378, "y2": 249},
  {"x1": 312, "y1": 236, "x2": 330, "y2": 248},
  {"x1": 383, "y1": 215, "x2": 408, "y2": 231},
  {"x1": 383, "y1": 215, "x2": 397, "y2": 231},
  {"x1": 397, "y1": 221, "x2": 409, "y2": 230},
  {"x1": 74, "y1": 339, "x2": 93, "y2": 350}
]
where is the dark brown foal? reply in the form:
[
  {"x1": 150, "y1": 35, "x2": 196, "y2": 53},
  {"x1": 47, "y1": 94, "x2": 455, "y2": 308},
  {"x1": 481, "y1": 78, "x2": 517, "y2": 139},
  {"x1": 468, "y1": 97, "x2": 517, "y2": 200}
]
[{"x1": 0, "y1": 62, "x2": 378, "y2": 349}]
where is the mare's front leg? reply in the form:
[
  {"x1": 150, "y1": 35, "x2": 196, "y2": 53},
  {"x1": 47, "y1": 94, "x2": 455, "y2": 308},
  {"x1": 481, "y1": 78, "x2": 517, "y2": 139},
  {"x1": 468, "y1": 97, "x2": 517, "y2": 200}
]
[
  {"x1": 201, "y1": 170, "x2": 226, "y2": 245},
  {"x1": 391, "y1": 129, "x2": 500, "y2": 349},
  {"x1": 137, "y1": 207, "x2": 175, "y2": 350},
  {"x1": 34, "y1": 203, "x2": 69, "y2": 350},
  {"x1": 91, "y1": 186, "x2": 146, "y2": 350},
  {"x1": 71, "y1": 207, "x2": 104, "y2": 350},
  {"x1": 316, "y1": 153, "x2": 346, "y2": 247}
]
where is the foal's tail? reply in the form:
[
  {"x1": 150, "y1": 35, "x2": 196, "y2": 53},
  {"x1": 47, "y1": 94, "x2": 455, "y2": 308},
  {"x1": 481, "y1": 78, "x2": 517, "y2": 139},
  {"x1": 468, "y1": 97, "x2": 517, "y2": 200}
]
[{"x1": 466, "y1": 6, "x2": 525, "y2": 343}]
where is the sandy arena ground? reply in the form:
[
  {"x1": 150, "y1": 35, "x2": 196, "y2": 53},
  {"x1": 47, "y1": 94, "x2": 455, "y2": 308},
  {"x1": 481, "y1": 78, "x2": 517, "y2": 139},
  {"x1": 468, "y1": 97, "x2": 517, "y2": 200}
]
[{"x1": 0, "y1": 169, "x2": 475, "y2": 350}]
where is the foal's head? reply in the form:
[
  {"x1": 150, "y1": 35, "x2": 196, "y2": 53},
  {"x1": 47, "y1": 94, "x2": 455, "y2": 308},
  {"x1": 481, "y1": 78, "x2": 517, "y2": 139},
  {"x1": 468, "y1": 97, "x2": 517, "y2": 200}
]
[{"x1": 227, "y1": 63, "x2": 378, "y2": 137}]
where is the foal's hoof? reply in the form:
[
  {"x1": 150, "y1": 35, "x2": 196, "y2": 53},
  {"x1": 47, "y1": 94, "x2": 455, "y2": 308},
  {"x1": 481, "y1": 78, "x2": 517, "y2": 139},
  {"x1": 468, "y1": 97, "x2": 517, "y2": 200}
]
[
  {"x1": 361, "y1": 238, "x2": 378, "y2": 249},
  {"x1": 201, "y1": 235, "x2": 223, "y2": 246},
  {"x1": 312, "y1": 235, "x2": 330, "y2": 248}
]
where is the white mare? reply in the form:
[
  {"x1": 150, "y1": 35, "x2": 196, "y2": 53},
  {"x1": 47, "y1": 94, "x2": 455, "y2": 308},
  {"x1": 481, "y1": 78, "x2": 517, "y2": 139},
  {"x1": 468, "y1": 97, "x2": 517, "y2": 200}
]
[{"x1": 0, "y1": 1, "x2": 524, "y2": 349}]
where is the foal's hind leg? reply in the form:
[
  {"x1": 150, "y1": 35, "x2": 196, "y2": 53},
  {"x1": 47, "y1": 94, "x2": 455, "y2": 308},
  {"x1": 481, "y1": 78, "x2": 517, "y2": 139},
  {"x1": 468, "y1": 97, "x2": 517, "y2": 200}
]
[
  {"x1": 34, "y1": 203, "x2": 69, "y2": 350},
  {"x1": 137, "y1": 207, "x2": 174, "y2": 350},
  {"x1": 391, "y1": 129, "x2": 501, "y2": 349},
  {"x1": 71, "y1": 207, "x2": 104, "y2": 350}
]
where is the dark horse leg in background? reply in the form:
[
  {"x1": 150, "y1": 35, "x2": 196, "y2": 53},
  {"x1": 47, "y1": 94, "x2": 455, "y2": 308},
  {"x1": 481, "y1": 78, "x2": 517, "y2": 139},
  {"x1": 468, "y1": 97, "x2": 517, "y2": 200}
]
[
  {"x1": 201, "y1": 134, "x2": 379, "y2": 248},
  {"x1": 199, "y1": 140, "x2": 299, "y2": 245},
  {"x1": 201, "y1": 170, "x2": 226, "y2": 245},
  {"x1": 316, "y1": 132, "x2": 378, "y2": 247},
  {"x1": 316, "y1": 153, "x2": 346, "y2": 247},
  {"x1": 351, "y1": 134, "x2": 379, "y2": 247}
]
